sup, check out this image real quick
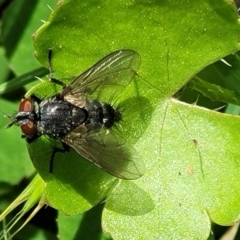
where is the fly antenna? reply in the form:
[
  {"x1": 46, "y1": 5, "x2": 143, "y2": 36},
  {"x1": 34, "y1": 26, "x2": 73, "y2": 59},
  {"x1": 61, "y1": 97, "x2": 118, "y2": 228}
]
[
  {"x1": 4, "y1": 114, "x2": 16, "y2": 129},
  {"x1": 0, "y1": 108, "x2": 16, "y2": 128}
]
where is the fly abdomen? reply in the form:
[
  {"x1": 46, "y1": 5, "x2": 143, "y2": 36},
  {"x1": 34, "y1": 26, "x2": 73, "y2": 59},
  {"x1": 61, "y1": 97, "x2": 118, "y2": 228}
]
[
  {"x1": 38, "y1": 98, "x2": 87, "y2": 138},
  {"x1": 102, "y1": 103, "x2": 121, "y2": 128},
  {"x1": 84, "y1": 100, "x2": 121, "y2": 129}
]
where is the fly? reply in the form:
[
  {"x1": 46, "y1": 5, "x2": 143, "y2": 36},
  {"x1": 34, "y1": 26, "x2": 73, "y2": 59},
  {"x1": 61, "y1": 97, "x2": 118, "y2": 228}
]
[{"x1": 6, "y1": 49, "x2": 145, "y2": 180}]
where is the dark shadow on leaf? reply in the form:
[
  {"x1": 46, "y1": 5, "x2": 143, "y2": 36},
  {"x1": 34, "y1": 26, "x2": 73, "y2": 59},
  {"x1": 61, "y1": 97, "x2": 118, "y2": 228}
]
[
  {"x1": 105, "y1": 181, "x2": 155, "y2": 216},
  {"x1": 73, "y1": 203, "x2": 112, "y2": 240}
]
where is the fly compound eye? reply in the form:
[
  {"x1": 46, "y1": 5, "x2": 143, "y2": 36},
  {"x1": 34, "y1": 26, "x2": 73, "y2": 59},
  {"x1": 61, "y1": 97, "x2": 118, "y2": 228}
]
[
  {"x1": 20, "y1": 121, "x2": 36, "y2": 137},
  {"x1": 19, "y1": 98, "x2": 34, "y2": 112}
]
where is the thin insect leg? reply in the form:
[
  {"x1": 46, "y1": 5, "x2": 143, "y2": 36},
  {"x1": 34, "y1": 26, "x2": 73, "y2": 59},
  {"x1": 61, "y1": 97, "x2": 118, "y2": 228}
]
[
  {"x1": 47, "y1": 48, "x2": 66, "y2": 87},
  {"x1": 48, "y1": 48, "x2": 53, "y2": 78},
  {"x1": 30, "y1": 94, "x2": 42, "y2": 104},
  {"x1": 50, "y1": 78, "x2": 66, "y2": 87},
  {"x1": 25, "y1": 134, "x2": 40, "y2": 143},
  {"x1": 49, "y1": 142, "x2": 70, "y2": 173}
]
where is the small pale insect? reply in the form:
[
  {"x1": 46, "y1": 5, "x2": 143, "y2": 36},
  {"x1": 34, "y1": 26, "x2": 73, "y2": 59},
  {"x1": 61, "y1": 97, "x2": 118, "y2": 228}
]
[{"x1": 6, "y1": 49, "x2": 145, "y2": 180}]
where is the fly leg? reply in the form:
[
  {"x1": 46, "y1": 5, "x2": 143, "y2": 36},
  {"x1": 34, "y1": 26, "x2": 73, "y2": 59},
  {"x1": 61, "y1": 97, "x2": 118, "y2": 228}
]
[
  {"x1": 47, "y1": 48, "x2": 66, "y2": 87},
  {"x1": 30, "y1": 94, "x2": 42, "y2": 104},
  {"x1": 49, "y1": 142, "x2": 70, "y2": 173},
  {"x1": 25, "y1": 134, "x2": 40, "y2": 142}
]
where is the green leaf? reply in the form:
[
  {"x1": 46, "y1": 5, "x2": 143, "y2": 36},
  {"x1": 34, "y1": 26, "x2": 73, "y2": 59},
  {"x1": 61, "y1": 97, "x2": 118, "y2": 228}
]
[
  {"x1": 104, "y1": 99, "x2": 240, "y2": 239},
  {"x1": 0, "y1": 174, "x2": 45, "y2": 238},
  {"x1": 189, "y1": 54, "x2": 240, "y2": 105},
  {"x1": 0, "y1": 47, "x2": 10, "y2": 84},
  {"x1": 25, "y1": 0, "x2": 240, "y2": 239},
  {"x1": 1, "y1": 0, "x2": 58, "y2": 75},
  {"x1": 0, "y1": 67, "x2": 48, "y2": 95},
  {"x1": 187, "y1": 75, "x2": 240, "y2": 105}
]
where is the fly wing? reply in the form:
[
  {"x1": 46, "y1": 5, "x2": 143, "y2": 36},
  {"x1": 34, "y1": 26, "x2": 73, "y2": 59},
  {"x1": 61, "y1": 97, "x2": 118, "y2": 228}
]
[
  {"x1": 61, "y1": 125, "x2": 145, "y2": 180},
  {"x1": 61, "y1": 50, "x2": 140, "y2": 104}
]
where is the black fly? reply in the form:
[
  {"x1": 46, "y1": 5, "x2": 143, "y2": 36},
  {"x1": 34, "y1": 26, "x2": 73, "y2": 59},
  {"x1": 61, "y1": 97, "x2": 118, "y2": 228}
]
[{"x1": 6, "y1": 49, "x2": 145, "y2": 180}]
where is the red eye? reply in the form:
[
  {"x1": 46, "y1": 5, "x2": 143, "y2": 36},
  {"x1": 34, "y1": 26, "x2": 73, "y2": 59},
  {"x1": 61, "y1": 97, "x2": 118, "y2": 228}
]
[
  {"x1": 20, "y1": 121, "x2": 36, "y2": 136},
  {"x1": 19, "y1": 98, "x2": 33, "y2": 112}
]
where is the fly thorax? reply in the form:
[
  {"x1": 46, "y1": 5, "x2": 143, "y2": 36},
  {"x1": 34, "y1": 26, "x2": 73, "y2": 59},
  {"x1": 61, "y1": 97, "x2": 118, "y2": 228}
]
[
  {"x1": 38, "y1": 99, "x2": 86, "y2": 138},
  {"x1": 71, "y1": 107, "x2": 88, "y2": 127}
]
